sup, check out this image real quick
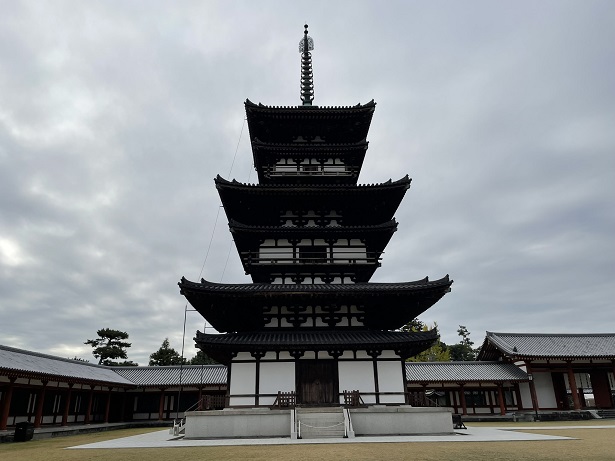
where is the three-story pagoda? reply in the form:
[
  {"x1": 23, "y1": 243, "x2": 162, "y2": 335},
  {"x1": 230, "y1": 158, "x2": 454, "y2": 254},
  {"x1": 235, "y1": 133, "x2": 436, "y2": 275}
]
[{"x1": 179, "y1": 25, "x2": 452, "y2": 407}]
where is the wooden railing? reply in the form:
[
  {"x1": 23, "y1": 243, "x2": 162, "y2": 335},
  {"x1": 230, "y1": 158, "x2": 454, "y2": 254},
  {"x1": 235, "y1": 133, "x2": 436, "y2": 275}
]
[
  {"x1": 343, "y1": 390, "x2": 365, "y2": 407},
  {"x1": 272, "y1": 391, "x2": 296, "y2": 409}
]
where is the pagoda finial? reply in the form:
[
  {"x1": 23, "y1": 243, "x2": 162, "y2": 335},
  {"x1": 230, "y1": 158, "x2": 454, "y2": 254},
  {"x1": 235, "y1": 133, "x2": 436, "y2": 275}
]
[{"x1": 298, "y1": 24, "x2": 314, "y2": 106}]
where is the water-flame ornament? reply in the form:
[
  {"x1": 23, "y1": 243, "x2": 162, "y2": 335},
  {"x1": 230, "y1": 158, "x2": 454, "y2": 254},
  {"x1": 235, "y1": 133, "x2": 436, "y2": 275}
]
[{"x1": 299, "y1": 24, "x2": 314, "y2": 106}]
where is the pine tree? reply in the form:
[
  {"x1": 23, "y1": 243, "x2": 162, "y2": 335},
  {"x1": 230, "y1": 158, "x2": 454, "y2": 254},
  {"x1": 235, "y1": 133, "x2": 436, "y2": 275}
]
[
  {"x1": 149, "y1": 338, "x2": 186, "y2": 366},
  {"x1": 85, "y1": 328, "x2": 137, "y2": 366}
]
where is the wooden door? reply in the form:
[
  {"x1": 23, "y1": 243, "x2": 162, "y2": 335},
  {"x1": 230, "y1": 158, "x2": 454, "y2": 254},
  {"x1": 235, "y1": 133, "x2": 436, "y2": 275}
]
[{"x1": 296, "y1": 360, "x2": 338, "y2": 405}]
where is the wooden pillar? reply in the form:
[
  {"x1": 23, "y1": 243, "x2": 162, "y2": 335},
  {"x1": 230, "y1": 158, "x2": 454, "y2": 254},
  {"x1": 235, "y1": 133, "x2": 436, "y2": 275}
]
[
  {"x1": 497, "y1": 384, "x2": 506, "y2": 415},
  {"x1": 34, "y1": 381, "x2": 48, "y2": 428},
  {"x1": 567, "y1": 362, "x2": 581, "y2": 410},
  {"x1": 0, "y1": 378, "x2": 16, "y2": 430},
  {"x1": 372, "y1": 359, "x2": 380, "y2": 404},
  {"x1": 514, "y1": 382, "x2": 524, "y2": 410},
  {"x1": 526, "y1": 362, "x2": 540, "y2": 414},
  {"x1": 104, "y1": 387, "x2": 112, "y2": 423},
  {"x1": 486, "y1": 389, "x2": 494, "y2": 414},
  {"x1": 421, "y1": 383, "x2": 428, "y2": 406},
  {"x1": 197, "y1": 387, "x2": 203, "y2": 411},
  {"x1": 61, "y1": 384, "x2": 74, "y2": 426},
  {"x1": 158, "y1": 389, "x2": 166, "y2": 421},
  {"x1": 458, "y1": 384, "x2": 467, "y2": 415},
  {"x1": 120, "y1": 390, "x2": 127, "y2": 422},
  {"x1": 84, "y1": 386, "x2": 95, "y2": 424}
]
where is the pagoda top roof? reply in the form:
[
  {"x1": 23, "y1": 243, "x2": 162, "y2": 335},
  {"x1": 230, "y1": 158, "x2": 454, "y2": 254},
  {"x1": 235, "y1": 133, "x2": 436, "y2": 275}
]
[
  {"x1": 245, "y1": 99, "x2": 376, "y2": 144},
  {"x1": 251, "y1": 138, "x2": 369, "y2": 153},
  {"x1": 245, "y1": 98, "x2": 376, "y2": 113}
]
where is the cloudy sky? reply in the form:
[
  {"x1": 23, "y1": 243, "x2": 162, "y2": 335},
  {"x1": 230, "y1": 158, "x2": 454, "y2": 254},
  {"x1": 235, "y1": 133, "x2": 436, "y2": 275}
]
[{"x1": 1, "y1": 1, "x2": 613, "y2": 365}]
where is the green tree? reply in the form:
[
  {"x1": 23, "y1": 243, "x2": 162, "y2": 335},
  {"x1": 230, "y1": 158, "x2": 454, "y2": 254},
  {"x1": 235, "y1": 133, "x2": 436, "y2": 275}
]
[
  {"x1": 399, "y1": 318, "x2": 425, "y2": 333},
  {"x1": 448, "y1": 325, "x2": 477, "y2": 361},
  {"x1": 406, "y1": 322, "x2": 451, "y2": 362},
  {"x1": 189, "y1": 350, "x2": 218, "y2": 365},
  {"x1": 85, "y1": 328, "x2": 137, "y2": 366},
  {"x1": 149, "y1": 338, "x2": 187, "y2": 366}
]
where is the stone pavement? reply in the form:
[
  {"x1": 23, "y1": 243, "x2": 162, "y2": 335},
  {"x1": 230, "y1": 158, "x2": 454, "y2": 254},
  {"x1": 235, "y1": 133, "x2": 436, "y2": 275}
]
[{"x1": 66, "y1": 425, "x2": 615, "y2": 449}]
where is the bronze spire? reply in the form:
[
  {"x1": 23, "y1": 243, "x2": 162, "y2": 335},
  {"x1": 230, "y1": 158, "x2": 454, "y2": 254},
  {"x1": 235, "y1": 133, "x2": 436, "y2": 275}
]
[{"x1": 298, "y1": 24, "x2": 314, "y2": 106}]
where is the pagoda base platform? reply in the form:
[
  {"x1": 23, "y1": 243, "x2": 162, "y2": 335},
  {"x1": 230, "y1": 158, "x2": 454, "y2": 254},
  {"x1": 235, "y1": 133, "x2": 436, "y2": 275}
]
[
  {"x1": 184, "y1": 406, "x2": 454, "y2": 439},
  {"x1": 348, "y1": 406, "x2": 454, "y2": 436}
]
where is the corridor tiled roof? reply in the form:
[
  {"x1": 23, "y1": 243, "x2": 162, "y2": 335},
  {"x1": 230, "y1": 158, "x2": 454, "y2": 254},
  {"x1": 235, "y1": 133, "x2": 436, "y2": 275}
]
[
  {"x1": 112, "y1": 365, "x2": 227, "y2": 387},
  {"x1": 0, "y1": 345, "x2": 134, "y2": 385},
  {"x1": 405, "y1": 361, "x2": 528, "y2": 382},
  {"x1": 478, "y1": 332, "x2": 615, "y2": 360}
]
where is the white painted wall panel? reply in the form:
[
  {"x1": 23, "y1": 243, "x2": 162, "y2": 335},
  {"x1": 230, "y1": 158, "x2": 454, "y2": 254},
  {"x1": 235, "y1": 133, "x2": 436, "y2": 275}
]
[
  {"x1": 377, "y1": 360, "x2": 405, "y2": 404},
  {"x1": 518, "y1": 382, "x2": 533, "y2": 409},
  {"x1": 259, "y1": 362, "x2": 295, "y2": 406},
  {"x1": 535, "y1": 372, "x2": 557, "y2": 408},
  {"x1": 229, "y1": 362, "x2": 256, "y2": 400},
  {"x1": 338, "y1": 361, "x2": 375, "y2": 404}
]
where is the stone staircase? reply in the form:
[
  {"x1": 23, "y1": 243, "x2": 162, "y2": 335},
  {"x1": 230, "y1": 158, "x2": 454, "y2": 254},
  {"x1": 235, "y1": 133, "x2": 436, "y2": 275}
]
[
  {"x1": 597, "y1": 409, "x2": 615, "y2": 419},
  {"x1": 296, "y1": 407, "x2": 346, "y2": 439}
]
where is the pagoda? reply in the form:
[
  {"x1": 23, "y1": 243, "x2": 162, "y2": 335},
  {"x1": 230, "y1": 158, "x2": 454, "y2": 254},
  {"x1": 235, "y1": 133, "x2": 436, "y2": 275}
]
[{"x1": 179, "y1": 25, "x2": 452, "y2": 411}]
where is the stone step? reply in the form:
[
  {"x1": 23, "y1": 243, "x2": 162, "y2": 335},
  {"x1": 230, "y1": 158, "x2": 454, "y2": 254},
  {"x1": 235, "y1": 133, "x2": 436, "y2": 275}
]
[
  {"x1": 297, "y1": 406, "x2": 343, "y2": 413},
  {"x1": 296, "y1": 408, "x2": 346, "y2": 439}
]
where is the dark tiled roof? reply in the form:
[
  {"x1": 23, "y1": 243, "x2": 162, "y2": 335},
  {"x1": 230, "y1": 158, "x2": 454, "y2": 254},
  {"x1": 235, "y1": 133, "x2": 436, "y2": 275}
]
[
  {"x1": 405, "y1": 361, "x2": 528, "y2": 382},
  {"x1": 228, "y1": 219, "x2": 398, "y2": 234},
  {"x1": 0, "y1": 345, "x2": 134, "y2": 385},
  {"x1": 215, "y1": 175, "x2": 410, "y2": 192},
  {"x1": 112, "y1": 365, "x2": 227, "y2": 387},
  {"x1": 252, "y1": 139, "x2": 369, "y2": 150},
  {"x1": 180, "y1": 275, "x2": 452, "y2": 294},
  {"x1": 195, "y1": 330, "x2": 438, "y2": 364},
  {"x1": 479, "y1": 332, "x2": 615, "y2": 360},
  {"x1": 245, "y1": 98, "x2": 376, "y2": 111},
  {"x1": 196, "y1": 329, "x2": 436, "y2": 347}
]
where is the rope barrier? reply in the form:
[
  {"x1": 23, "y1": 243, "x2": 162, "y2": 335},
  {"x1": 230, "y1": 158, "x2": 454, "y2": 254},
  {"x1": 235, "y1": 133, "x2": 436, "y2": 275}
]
[{"x1": 298, "y1": 421, "x2": 345, "y2": 429}]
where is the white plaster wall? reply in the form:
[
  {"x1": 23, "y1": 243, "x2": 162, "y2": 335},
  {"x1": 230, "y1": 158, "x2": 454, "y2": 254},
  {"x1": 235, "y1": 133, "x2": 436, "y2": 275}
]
[
  {"x1": 229, "y1": 362, "x2": 256, "y2": 406},
  {"x1": 518, "y1": 382, "x2": 533, "y2": 409},
  {"x1": 259, "y1": 362, "x2": 295, "y2": 406},
  {"x1": 377, "y1": 360, "x2": 405, "y2": 404},
  {"x1": 379, "y1": 350, "x2": 399, "y2": 359},
  {"x1": 535, "y1": 372, "x2": 557, "y2": 408},
  {"x1": 338, "y1": 361, "x2": 376, "y2": 404}
]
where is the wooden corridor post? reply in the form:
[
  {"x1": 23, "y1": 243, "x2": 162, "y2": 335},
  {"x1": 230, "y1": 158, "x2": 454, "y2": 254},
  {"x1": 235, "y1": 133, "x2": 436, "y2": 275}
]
[
  {"x1": 0, "y1": 378, "x2": 16, "y2": 430},
  {"x1": 158, "y1": 389, "x2": 166, "y2": 421},
  {"x1": 567, "y1": 362, "x2": 582, "y2": 410},
  {"x1": 526, "y1": 362, "x2": 540, "y2": 416},
  {"x1": 458, "y1": 385, "x2": 467, "y2": 415},
  {"x1": 34, "y1": 381, "x2": 48, "y2": 428},
  {"x1": 84, "y1": 386, "x2": 94, "y2": 424},
  {"x1": 497, "y1": 384, "x2": 506, "y2": 415},
  {"x1": 61, "y1": 384, "x2": 74, "y2": 426},
  {"x1": 104, "y1": 387, "x2": 112, "y2": 423}
]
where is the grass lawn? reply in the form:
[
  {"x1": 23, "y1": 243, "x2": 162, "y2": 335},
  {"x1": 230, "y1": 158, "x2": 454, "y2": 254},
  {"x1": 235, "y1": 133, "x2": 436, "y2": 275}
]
[{"x1": 1, "y1": 423, "x2": 615, "y2": 461}]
